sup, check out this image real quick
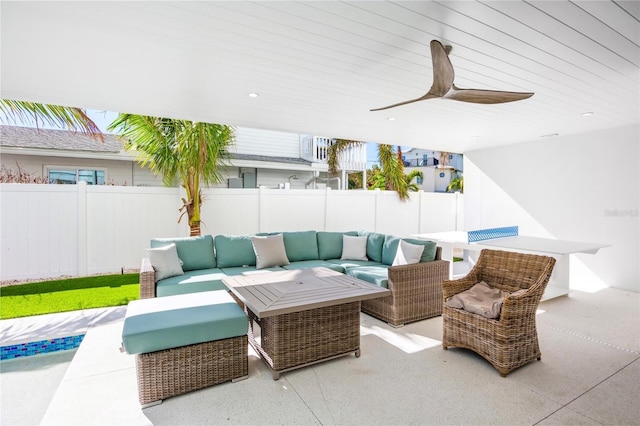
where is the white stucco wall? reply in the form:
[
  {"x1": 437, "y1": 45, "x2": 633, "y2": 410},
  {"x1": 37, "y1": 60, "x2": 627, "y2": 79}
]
[{"x1": 464, "y1": 124, "x2": 639, "y2": 293}]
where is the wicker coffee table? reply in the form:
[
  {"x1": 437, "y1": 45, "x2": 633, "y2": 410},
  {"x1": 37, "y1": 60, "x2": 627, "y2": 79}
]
[{"x1": 222, "y1": 267, "x2": 390, "y2": 379}]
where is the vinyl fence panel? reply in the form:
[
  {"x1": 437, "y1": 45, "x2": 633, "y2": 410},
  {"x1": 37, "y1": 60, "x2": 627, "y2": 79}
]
[{"x1": 0, "y1": 183, "x2": 462, "y2": 280}]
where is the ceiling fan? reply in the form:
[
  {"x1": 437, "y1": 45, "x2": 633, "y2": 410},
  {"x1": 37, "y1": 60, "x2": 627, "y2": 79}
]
[{"x1": 371, "y1": 40, "x2": 534, "y2": 111}]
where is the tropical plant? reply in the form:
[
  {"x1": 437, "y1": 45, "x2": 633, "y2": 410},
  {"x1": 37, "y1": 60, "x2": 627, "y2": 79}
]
[
  {"x1": 0, "y1": 99, "x2": 104, "y2": 142},
  {"x1": 404, "y1": 169, "x2": 424, "y2": 192},
  {"x1": 447, "y1": 171, "x2": 464, "y2": 193},
  {"x1": 368, "y1": 165, "x2": 387, "y2": 190},
  {"x1": 328, "y1": 141, "x2": 416, "y2": 200},
  {"x1": 108, "y1": 115, "x2": 234, "y2": 236},
  {"x1": 327, "y1": 139, "x2": 362, "y2": 176},
  {"x1": 377, "y1": 144, "x2": 412, "y2": 200}
]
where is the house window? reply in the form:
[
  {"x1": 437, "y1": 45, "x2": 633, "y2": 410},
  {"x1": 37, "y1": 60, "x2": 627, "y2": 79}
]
[{"x1": 48, "y1": 169, "x2": 105, "y2": 185}]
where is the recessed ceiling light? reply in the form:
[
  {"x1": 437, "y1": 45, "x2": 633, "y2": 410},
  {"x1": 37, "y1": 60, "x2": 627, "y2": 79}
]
[
  {"x1": 248, "y1": 93, "x2": 259, "y2": 98},
  {"x1": 581, "y1": 111, "x2": 594, "y2": 116},
  {"x1": 472, "y1": 135, "x2": 480, "y2": 139},
  {"x1": 386, "y1": 117, "x2": 396, "y2": 121},
  {"x1": 541, "y1": 132, "x2": 559, "y2": 138}
]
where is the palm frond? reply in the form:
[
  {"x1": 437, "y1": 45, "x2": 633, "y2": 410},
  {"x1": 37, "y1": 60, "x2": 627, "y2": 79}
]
[
  {"x1": 0, "y1": 100, "x2": 104, "y2": 142},
  {"x1": 108, "y1": 114, "x2": 235, "y2": 235},
  {"x1": 327, "y1": 139, "x2": 362, "y2": 175},
  {"x1": 378, "y1": 144, "x2": 409, "y2": 200}
]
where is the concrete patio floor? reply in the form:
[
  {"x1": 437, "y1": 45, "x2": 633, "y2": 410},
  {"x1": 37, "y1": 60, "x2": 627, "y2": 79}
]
[{"x1": 1, "y1": 287, "x2": 639, "y2": 425}]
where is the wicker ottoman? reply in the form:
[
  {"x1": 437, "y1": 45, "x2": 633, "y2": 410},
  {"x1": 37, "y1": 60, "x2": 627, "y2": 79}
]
[{"x1": 121, "y1": 291, "x2": 249, "y2": 407}]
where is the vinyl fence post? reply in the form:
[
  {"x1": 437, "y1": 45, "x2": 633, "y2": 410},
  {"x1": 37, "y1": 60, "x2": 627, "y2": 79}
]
[{"x1": 77, "y1": 181, "x2": 88, "y2": 276}]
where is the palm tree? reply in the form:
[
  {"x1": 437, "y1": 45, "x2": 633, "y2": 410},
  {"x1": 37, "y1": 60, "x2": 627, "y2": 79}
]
[
  {"x1": 108, "y1": 115, "x2": 234, "y2": 236},
  {"x1": 447, "y1": 170, "x2": 464, "y2": 193},
  {"x1": 329, "y1": 141, "x2": 413, "y2": 200},
  {"x1": 317, "y1": 138, "x2": 426, "y2": 198},
  {"x1": 0, "y1": 99, "x2": 104, "y2": 142},
  {"x1": 404, "y1": 169, "x2": 424, "y2": 192},
  {"x1": 326, "y1": 138, "x2": 364, "y2": 176},
  {"x1": 378, "y1": 144, "x2": 411, "y2": 200}
]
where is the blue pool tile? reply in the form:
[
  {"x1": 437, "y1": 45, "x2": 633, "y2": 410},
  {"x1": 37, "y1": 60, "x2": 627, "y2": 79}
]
[{"x1": 1, "y1": 335, "x2": 85, "y2": 360}]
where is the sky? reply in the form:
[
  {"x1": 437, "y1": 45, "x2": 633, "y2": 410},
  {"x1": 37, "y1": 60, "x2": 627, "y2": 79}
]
[{"x1": 86, "y1": 109, "x2": 118, "y2": 132}]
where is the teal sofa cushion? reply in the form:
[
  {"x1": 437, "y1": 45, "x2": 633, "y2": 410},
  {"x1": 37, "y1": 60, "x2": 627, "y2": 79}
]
[
  {"x1": 326, "y1": 259, "x2": 385, "y2": 269},
  {"x1": 121, "y1": 290, "x2": 248, "y2": 354},
  {"x1": 282, "y1": 260, "x2": 345, "y2": 273},
  {"x1": 358, "y1": 231, "x2": 386, "y2": 262},
  {"x1": 150, "y1": 235, "x2": 216, "y2": 271},
  {"x1": 345, "y1": 266, "x2": 390, "y2": 288},
  {"x1": 220, "y1": 266, "x2": 286, "y2": 276},
  {"x1": 156, "y1": 268, "x2": 228, "y2": 297},
  {"x1": 381, "y1": 235, "x2": 402, "y2": 265},
  {"x1": 283, "y1": 231, "x2": 319, "y2": 261},
  {"x1": 214, "y1": 235, "x2": 256, "y2": 268},
  {"x1": 402, "y1": 238, "x2": 438, "y2": 262},
  {"x1": 317, "y1": 231, "x2": 358, "y2": 260}
]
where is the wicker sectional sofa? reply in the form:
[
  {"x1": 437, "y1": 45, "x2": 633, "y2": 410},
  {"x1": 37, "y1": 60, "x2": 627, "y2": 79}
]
[{"x1": 140, "y1": 230, "x2": 449, "y2": 326}]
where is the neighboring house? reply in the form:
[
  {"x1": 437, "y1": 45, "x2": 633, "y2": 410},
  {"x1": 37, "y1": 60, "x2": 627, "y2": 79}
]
[
  {"x1": 403, "y1": 148, "x2": 464, "y2": 192},
  {"x1": 0, "y1": 125, "x2": 367, "y2": 189},
  {"x1": 0, "y1": 125, "x2": 153, "y2": 186}
]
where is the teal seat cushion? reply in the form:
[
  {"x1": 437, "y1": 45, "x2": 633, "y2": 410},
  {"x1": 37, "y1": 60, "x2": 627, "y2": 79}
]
[
  {"x1": 326, "y1": 259, "x2": 385, "y2": 269},
  {"x1": 317, "y1": 231, "x2": 358, "y2": 260},
  {"x1": 402, "y1": 238, "x2": 438, "y2": 262},
  {"x1": 358, "y1": 231, "x2": 386, "y2": 262},
  {"x1": 214, "y1": 235, "x2": 256, "y2": 268},
  {"x1": 155, "y1": 268, "x2": 228, "y2": 297},
  {"x1": 283, "y1": 231, "x2": 319, "y2": 261},
  {"x1": 220, "y1": 266, "x2": 286, "y2": 276},
  {"x1": 345, "y1": 266, "x2": 390, "y2": 288},
  {"x1": 150, "y1": 235, "x2": 216, "y2": 271},
  {"x1": 282, "y1": 260, "x2": 345, "y2": 273},
  {"x1": 121, "y1": 290, "x2": 248, "y2": 354}
]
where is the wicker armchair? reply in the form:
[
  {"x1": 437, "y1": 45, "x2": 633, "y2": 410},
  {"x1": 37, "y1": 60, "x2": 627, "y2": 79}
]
[
  {"x1": 442, "y1": 249, "x2": 556, "y2": 376},
  {"x1": 361, "y1": 247, "x2": 450, "y2": 327}
]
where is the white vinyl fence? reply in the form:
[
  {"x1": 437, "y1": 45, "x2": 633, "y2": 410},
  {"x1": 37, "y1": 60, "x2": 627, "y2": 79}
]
[{"x1": 0, "y1": 183, "x2": 463, "y2": 281}]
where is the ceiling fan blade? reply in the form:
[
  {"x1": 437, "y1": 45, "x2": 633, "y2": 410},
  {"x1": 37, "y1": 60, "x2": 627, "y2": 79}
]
[
  {"x1": 370, "y1": 40, "x2": 453, "y2": 111},
  {"x1": 430, "y1": 40, "x2": 454, "y2": 97},
  {"x1": 370, "y1": 93, "x2": 439, "y2": 112},
  {"x1": 445, "y1": 85, "x2": 534, "y2": 104},
  {"x1": 370, "y1": 39, "x2": 533, "y2": 111}
]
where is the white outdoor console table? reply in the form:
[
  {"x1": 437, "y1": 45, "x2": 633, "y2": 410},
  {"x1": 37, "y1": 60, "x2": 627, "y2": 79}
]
[{"x1": 412, "y1": 230, "x2": 609, "y2": 301}]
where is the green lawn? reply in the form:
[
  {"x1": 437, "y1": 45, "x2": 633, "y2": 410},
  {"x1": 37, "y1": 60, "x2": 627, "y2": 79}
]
[{"x1": 0, "y1": 274, "x2": 139, "y2": 319}]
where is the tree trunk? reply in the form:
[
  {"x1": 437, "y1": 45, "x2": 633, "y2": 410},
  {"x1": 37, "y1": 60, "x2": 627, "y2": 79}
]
[{"x1": 189, "y1": 222, "x2": 201, "y2": 236}]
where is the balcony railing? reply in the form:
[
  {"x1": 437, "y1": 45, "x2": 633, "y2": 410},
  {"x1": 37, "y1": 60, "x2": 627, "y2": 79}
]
[{"x1": 300, "y1": 135, "x2": 367, "y2": 171}]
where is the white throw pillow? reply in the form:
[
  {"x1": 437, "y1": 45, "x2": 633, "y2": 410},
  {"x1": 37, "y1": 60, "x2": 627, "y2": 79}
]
[
  {"x1": 341, "y1": 235, "x2": 368, "y2": 261},
  {"x1": 147, "y1": 243, "x2": 184, "y2": 281},
  {"x1": 392, "y1": 239, "x2": 425, "y2": 266},
  {"x1": 251, "y1": 234, "x2": 290, "y2": 269}
]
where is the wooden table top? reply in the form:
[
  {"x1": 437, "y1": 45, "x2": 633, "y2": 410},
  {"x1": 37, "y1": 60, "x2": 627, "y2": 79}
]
[{"x1": 222, "y1": 267, "x2": 390, "y2": 318}]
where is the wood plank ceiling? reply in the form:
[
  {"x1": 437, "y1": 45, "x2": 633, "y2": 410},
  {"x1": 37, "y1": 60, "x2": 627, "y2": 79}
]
[{"x1": 1, "y1": 1, "x2": 638, "y2": 153}]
